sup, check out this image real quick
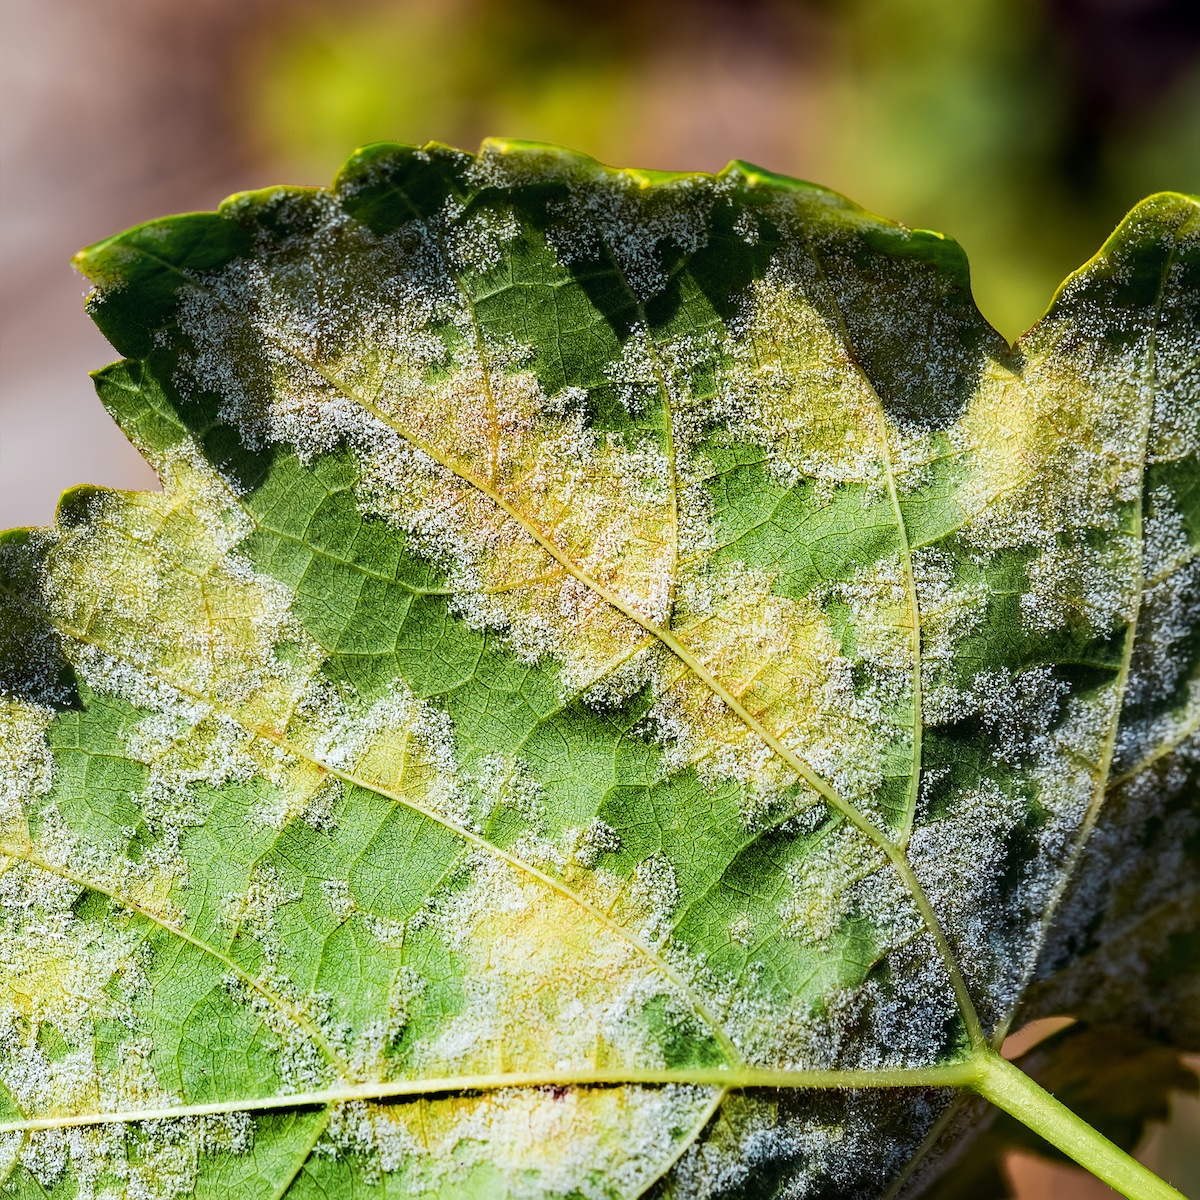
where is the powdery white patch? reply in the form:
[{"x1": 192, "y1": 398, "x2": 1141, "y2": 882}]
[
  {"x1": 667, "y1": 1080, "x2": 947, "y2": 1199},
  {"x1": 911, "y1": 684, "x2": 1116, "y2": 1026},
  {"x1": 220, "y1": 970, "x2": 332, "y2": 1092},
  {"x1": 1029, "y1": 723, "x2": 1200, "y2": 1035},
  {"x1": 626, "y1": 854, "x2": 681, "y2": 944},
  {"x1": 320, "y1": 877, "x2": 356, "y2": 923},
  {"x1": 445, "y1": 202, "x2": 520, "y2": 275},
  {"x1": 908, "y1": 778, "x2": 1029, "y2": 1004},
  {"x1": 412, "y1": 848, "x2": 708, "y2": 1087},
  {"x1": 298, "y1": 678, "x2": 466, "y2": 826},
  {"x1": 0, "y1": 700, "x2": 53, "y2": 838},
  {"x1": 0, "y1": 871, "x2": 163, "y2": 1132},
  {"x1": 1115, "y1": 678, "x2": 1200, "y2": 786},
  {"x1": 973, "y1": 666, "x2": 1071, "y2": 767},
  {"x1": 472, "y1": 754, "x2": 547, "y2": 828},
  {"x1": 347, "y1": 347, "x2": 676, "y2": 680},
  {"x1": 778, "y1": 823, "x2": 917, "y2": 950},
  {"x1": 1022, "y1": 536, "x2": 1139, "y2": 636},
  {"x1": 323, "y1": 1081, "x2": 714, "y2": 1199},
  {"x1": 570, "y1": 818, "x2": 621, "y2": 869},
  {"x1": 541, "y1": 168, "x2": 722, "y2": 301},
  {"x1": 221, "y1": 863, "x2": 301, "y2": 962},
  {"x1": 175, "y1": 194, "x2": 456, "y2": 460},
  {"x1": 14, "y1": 1109, "x2": 255, "y2": 1200},
  {"x1": 732, "y1": 207, "x2": 760, "y2": 246},
  {"x1": 606, "y1": 324, "x2": 660, "y2": 415},
  {"x1": 669, "y1": 558, "x2": 900, "y2": 822},
  {"x1": 953, "y1": 332, "x2": 1150, "y2": 642},
  {"x1": 165, "y1": 172, "x2": 929, "y2": 860},
  {"x1": 40, "y1": 448, "x2": 328, "y2": 829},
  {"x1": 729, "y1": 913, "x2": 756, "y2": 948},
  {"x1": 1117, "y1": 488, "x2": 1200, "y2": 769},
  {"x1": 172, "y1": 184, "x2": 685, "y2": 696},
  {"x1": 700, "y1": 259, "x2": 887, "y2": 490},
  {"x1": 913, "y1": 547, "x2": 990, "y2": 725}
]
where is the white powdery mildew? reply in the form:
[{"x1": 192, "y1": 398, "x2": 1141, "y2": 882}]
[
  {"x1": 628, "y1": 853, "x2": 681, "y2": 944},
  {"x1": 670, "y1": 559, "x2": 895, "y2": 821},
  {"x1": 445, "y1": 201, "x2": 520, "y2": 275},
  {"x1": 954, "y1": 329, "x2": 1150, "y2": 639},
  {"x1": 169, "y1": 171, "x2": 928, "y2": 867},
  {"x1": 668, "y1": 1086, "x2": 945, "y2": 1200},
  {"x1": 323, "y1": 1082, "x2": 712, "y2": 1199},
  {"x1": 413, "y1": 849, "x2": 697, "y2": 1079},
  {"x1": 907, "y1": 293, "x2": 1179, "y2": 1025},
  {"x1": 606, "y1": 324, "x2": 661, "y2": 416},
  {"x1": 1116, "y1": 485, "x2": 1200, "y2": 771},
  {"x1": 911, "y1": 686, "x2": 1115, "y2": 1023},
  {"x1": 220, "y1": 863, "x2": 300, "y2": 963},
  {"x1": 0, "y1": 863, "x2": 189, "y2": 1193},
  {"x1": 779, "y1": 823, "x2": 886, "y2": 947},
  {"x1": 0, "y1": 700, "x2": 53, "y2": 839},
  {"x1": 13, "y1": 1113, "x2": 246, "y2": 1200},
  {"x1": 538, "y1": 164, "x2": 723, "y2": 301},
  {"x1": 1145, "y1": 218, "x2": 1200, "y2": 465},
  {"x1": 908, "y1": 778, "x2": 1027, "y2": 1008},
  {"x1": 220, "y1": 970, "x2": 331, "y2": 1092},
  {"x1": 43, "y1": 444, "x2": 322, "y2": 718},
  {"x1": 471, "y1": 753, "x2": 547, "y2": 829},
  {"x1": 705, "y1": 257, "x2": 886, "y2": 491},
  {"x1": 300, "y1": 677, "x2": 467, "y2": 826},
  {"x1": 912, "y1": 547, "x2": 990, "y2": 725},
  {"x1": 176, "y1": 194, "x2": 683, "y2": 682},
  {"x1": 809, "y1": 553, "x2": 914, "y2": 812},
  {"x1": 1032, "y1": 741, "x2": 1200, "y2": 1029},
  {"x1": 12, "y1": 1109, "x2": 253, "y2": 1200},
  {"x1": 570, "y1": 818, "x2": 621, "y2": 869},
  {"x1": 974, "y1": 666, "x2": 1070, "y2": 766}
]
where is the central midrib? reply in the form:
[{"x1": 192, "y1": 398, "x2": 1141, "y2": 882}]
[{"x1": 0, "y1": 1061, "x2": 982, "y2": 1136}]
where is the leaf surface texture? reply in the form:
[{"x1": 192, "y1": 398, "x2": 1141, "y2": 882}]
[{"x1": 1, "y1": 142, "x2": 1198, "y2": 1199}]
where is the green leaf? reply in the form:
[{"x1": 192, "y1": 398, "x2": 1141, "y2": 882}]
[{"x1": 1, "y1": 140, "x2": 1197, "y2": 1199}]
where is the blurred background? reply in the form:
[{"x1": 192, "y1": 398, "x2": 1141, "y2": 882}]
[{"x1": 1, "y1": 0, "x2": 1198, "y2": 1188}]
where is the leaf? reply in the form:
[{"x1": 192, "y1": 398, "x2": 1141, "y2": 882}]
[{"x1": 0, "y1": 140, "x2": 1197, "y2": 1199}]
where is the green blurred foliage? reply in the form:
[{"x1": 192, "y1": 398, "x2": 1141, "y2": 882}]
[{"x1": 241, "y1": 0, "x2": 1200, "y2": 339}]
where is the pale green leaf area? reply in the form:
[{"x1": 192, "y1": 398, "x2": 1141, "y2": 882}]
[{"x1": 0, "y1": 140, "x2": 1197, "y2": 1200}]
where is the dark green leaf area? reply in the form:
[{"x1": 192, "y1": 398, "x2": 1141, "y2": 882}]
[
  {"x1": 703, "y1": 445, "x2": 902, "y2": 600},
  {"x1": 79, "y1": 214, "x2": 254, "y2": 363},
  {"x1": 1024, "y1": 742, "x2": 1200, "y2": 1051},
  {"x1": 0, "y1": 530, "x2": 80, "y2": 711}
]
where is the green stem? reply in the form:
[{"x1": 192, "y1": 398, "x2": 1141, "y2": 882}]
[{"x1": 971, "y1": 1050, "x2": 1185, "y2": 1200}]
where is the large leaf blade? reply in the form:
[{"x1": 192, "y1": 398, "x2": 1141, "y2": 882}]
[{"x1": 1, "y1": 141, "x2": 1197, "y2": 1199}]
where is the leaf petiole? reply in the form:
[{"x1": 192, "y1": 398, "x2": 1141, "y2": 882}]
[{"x1": 969, "y1": 1049, "x2": 1186, "y2": 1200}]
